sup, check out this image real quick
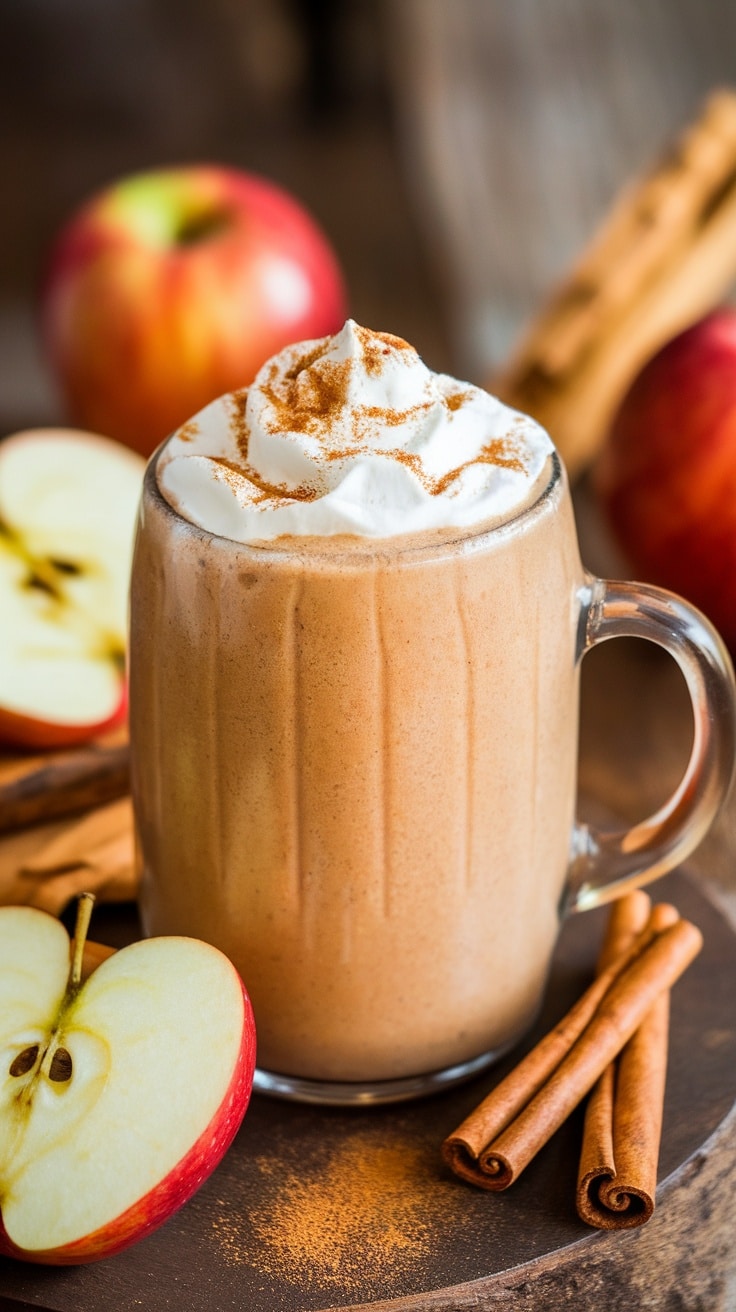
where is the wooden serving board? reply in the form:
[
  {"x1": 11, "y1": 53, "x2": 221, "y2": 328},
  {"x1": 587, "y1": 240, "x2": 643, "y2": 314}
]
[{"x1": 0, "y1": 865, "x2": 734, "y2": 1312}]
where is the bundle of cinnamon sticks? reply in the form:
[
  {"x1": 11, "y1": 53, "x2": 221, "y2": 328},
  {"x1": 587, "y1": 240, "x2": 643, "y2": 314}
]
[
  {"x1": 0, "y1": 731, "x2": 137, "y2": 913},
  {"x1": 492, "y1": 88, "x2": 736, "y2": 477},
  {"x1": 442, "y1": 890, "x2": 702, "y2": 1229},
  {"x1": 1, "y1": 797, "x2": 137, "y2": 914}
]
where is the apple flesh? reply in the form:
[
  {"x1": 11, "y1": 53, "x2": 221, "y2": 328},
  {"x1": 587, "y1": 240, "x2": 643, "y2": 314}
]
[
  {"x1": 0, "y1": 900, "x2": 256, "y2": 1264},
  {"x1": 40, "y1": 164, "x2": 348, "y2": 456},
  {"x1": 595, "y1": 309, "x2": 736, "y2": 652},
  {"x1": 0, "y1": 428, "x2": 145, "y2": 749}
]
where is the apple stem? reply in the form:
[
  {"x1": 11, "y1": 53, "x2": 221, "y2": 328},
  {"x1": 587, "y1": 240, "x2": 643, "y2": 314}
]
[{"x1": 70, "y1": 892, "x2": 96, "y2": 987}]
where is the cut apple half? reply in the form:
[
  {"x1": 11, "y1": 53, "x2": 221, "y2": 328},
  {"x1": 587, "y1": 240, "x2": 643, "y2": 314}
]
[
  {"x1": 0, "y1": 429, "x2": 145, "y2": 748},
  {"x1": 0, "y1": 899, "x2": 256, "y2": 1264}
]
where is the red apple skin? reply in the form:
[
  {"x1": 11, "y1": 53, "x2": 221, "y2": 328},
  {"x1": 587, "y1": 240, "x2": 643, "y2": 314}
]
[
  {"x1": 0, "y1": 685, "x2": 127, "y2": 752},
  {"x1": 595, "y1": 309, "x2": 736, "y2": 652},
  {"x1": 41, "y1": 166, "x2": 348, "y2": 456},
  {"x1": 0, "y1": 978, "x2": 256, "y2": 1265}
]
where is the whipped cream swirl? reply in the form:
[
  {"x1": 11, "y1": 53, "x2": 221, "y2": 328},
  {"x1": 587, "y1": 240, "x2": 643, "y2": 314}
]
[{"x1": 156, "y1": 320, "x2": 554, "y2": 540}]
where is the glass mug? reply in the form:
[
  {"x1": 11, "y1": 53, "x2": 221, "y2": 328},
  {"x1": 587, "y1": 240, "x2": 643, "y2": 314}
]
[{"x1": 129, "y1": 449, "x2": 736, "y2": 1105}]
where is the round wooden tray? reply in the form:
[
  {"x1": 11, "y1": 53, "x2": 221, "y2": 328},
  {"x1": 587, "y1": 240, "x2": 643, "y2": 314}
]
[{"x1": 0, "y1": 866, "x2": 734, "y2": 1312}]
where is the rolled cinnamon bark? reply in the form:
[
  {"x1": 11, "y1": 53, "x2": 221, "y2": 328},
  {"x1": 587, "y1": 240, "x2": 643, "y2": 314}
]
[
  {"x1": 13, "y1": 797, "x2": 136, "y2": 914},
  {"x1": 442, "y1": 901, "x2": 702, "y2": 1190},
  {"x1": 576, "y1": 892, "x2": 670, "y2": 1228},
  {"x1": 0, "y1": 735, "x2": 130, "y2": 834},
  {"x1": 491, "y1": 90, "x2": 736, "y2": 476}
]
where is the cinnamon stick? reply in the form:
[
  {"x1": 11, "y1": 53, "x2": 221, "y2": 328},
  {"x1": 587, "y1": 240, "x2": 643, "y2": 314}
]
[
  {"x1": 576, "y1": 892, "x2": 670, "y2": 1228},
  {"x1": 491, "y1": 89, "x2": 736, "y2": 476},
  {"x1": 20, "y1": 797, "x2": 134, "y2": 876},
  {"x1": 8, "y1": 797, "x2": 137, "y2": 914},
  {"x1": 442, "y1": 900, "x2": 702, "y2": 1190},
  {"x1": 0, "y1": 733, "x2": 130, "y2": 833}
]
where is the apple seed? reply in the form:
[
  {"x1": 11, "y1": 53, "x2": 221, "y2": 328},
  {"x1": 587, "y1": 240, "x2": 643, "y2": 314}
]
[
  {"x1": 108, "y1": 645, "x2": 126, "y2": 675},
  {"x1": 23, "y1": 569, "x2": 60, "y2": 598},
  {"x1": 0, "y1": 515, "x2": 79, "y2": 602},
  {"x1": 9, "y1": 1045, "x2": 40, "y2": 1077},
  {"x1": 48, "y1": 1047, "x2": 73, "y2": 1083},
  {"x1": 48, "y1": 558, "x2": 83, "y2": 576}
]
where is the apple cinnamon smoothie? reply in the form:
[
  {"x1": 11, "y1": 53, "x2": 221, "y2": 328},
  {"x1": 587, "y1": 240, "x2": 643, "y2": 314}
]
[{"x1": 129, "y1": 321, "x2": 583, "y2": 1092}]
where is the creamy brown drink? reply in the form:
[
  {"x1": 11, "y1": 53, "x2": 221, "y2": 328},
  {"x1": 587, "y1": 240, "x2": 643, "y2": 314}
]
[{"x1": 129, "y1": 320, "x2": 736, "y2": 1100}]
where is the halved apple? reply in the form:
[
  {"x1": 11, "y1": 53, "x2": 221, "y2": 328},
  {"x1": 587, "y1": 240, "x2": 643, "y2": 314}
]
[
  {"x1": 0, "y1": 428, "x2": 145, "y2": 748},
  {"x1": 0, "y1": 899, "x2": 256, "y2": 1263}
]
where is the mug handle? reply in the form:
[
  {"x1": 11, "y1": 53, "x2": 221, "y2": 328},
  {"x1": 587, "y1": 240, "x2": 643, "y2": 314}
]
[{"x1": 566, "y1": 575, "x2": 736, "y2": 914}]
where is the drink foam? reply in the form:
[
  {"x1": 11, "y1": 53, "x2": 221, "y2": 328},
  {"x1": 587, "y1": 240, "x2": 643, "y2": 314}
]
[{"x1": 156, "y1": 320, "x2": 554, "y2": 540}]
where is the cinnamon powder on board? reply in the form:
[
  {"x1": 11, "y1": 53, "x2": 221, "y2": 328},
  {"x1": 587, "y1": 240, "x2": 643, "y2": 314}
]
[{"x1": 211, "y1": 1124, "x2": 461, "y2": 1294}]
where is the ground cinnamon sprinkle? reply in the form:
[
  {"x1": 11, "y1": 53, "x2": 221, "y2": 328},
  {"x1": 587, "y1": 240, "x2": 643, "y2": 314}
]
[
  {"x1": 210, "y1": 455, "x2": 320, "y2": 504},
  {"x1": 444, "y1": 388, "x2": 471, "y2": 413},
  {"x1": 262, "y1": 356, "x2": 353, "y2": 438},
  {"x1": 217, "y1": 327, "x2": 528, "y2": 510},
  {"x1": 431, "y1": 437, "x2": 527, "y2": 496},
  {"x1": 226, "y1": 388, "x2": 251, "y2": 464},
  {"x1": 284, "y1": 339, "x2": 332, "y2": 380},
  {"x1": 176, "y1": 419, "x2": 200, "y2": 442},
  {"x1": 354, "y1": 323, "x2": 413, "y2": 374},
  {"x1": 361, "y1": 401, "x2": 433, "y2": 428},
  {"x1": 258, "y1": 333, "x2": 431, "y2": 449},
  {"x1": 212, "y1": 1124, "x2": 449, "y2": 1294}
]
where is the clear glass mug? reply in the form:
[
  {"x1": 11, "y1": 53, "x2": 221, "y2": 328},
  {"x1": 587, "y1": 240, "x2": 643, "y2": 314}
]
[{"x1": 129, "y1": 450, "x2": 736, "y2": 1105}]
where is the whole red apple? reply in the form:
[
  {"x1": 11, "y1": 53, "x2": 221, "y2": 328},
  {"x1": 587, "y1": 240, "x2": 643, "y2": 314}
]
[
  {"x1": 595, "y1": 309, "x2": 736, "y2": 652},
  {"x1": 40, "y1": 165, "x2": 348, "y2": 456}
]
